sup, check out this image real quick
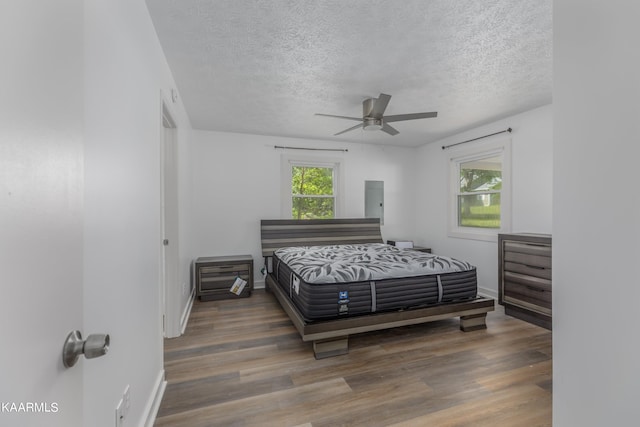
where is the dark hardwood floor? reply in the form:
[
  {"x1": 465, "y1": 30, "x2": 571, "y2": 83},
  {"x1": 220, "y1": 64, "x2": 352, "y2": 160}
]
[{"x1": 155, "y1": 290, "x2": 552, "y2": 427}]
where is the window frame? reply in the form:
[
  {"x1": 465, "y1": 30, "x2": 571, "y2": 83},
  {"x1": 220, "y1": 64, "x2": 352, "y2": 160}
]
[
  {"x1": 448, "y1": 137, "x2": 512, "y2": 242},
  {"x1": 280, "y1": 154, "x2": 344, "y2": 219}
]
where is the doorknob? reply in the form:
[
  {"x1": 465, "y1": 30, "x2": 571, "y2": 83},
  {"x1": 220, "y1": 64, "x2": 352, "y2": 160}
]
[
  {"x1": 163, "y1": 239, "x2": 169, "y2": 246},
  {"x1": 62, "y1": 330, "x2": 110, "y2": 368}
]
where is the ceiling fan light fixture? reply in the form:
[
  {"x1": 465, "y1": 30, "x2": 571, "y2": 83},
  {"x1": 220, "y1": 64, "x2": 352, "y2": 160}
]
[{"x1": 363, "y1": 118, "x2": 383, "y2": 131}]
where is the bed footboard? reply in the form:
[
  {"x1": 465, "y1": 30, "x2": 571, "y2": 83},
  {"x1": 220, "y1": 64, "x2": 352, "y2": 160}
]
[{"x1": 266, "y1": 273, "x2": 494, "y2": 359}]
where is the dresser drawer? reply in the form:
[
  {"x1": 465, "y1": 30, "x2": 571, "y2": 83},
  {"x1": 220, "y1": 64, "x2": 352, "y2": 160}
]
[
  {"x1": 503, "y1": 261, "x2": 551, "y2": 280},
  {"x1": 503, "y1": 240, "x2": 551, "y2": 280},
  {"x1": 503, "y1": 241, "x2": 551, "y2": 257},
  {"x1": 504, "y1": 250, "x2": 551, "y2": 269},
  {"x1": 503, "y1": 272, "x2": 552, "y2": 312},
  {"x1": 503, "y1": 296, "x2": 552, "y2": 317}
]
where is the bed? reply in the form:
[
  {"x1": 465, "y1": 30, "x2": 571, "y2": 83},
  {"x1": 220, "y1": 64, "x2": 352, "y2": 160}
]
[{"x1": 261, "y1": 218, "x2": 494, "y2": 359}]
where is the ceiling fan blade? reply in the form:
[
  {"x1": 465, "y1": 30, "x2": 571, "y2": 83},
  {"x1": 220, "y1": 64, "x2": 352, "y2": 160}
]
[
  {"x1": 384, "y1": 112, "x2": 438, "y2": 123},
  {"x1": 334, "y1": 123, "x2": 363, "y2": 136},
  {"x1": 315, "y1": 113, "x2": 362, "y2": 121},
  {"x1": 381, "y1": 123, "x2": 399, "y2": 136},
  {"x1": 369, "y1": 93, "x2": 392, "y2": 119}
]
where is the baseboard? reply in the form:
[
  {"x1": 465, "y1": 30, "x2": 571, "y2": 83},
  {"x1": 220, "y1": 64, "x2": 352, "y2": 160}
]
[
  {"x1": 142, "y1": 369, "x2": 166, "y2": 427},
  {"x1": 478, "y1": 286, "x2": 498, "y2": 300},
  {"x1": 180, "y1": 288, "x2": 195, "y2": 335},
  {"x1": 254, "y1": 279, "x2": 266, "y2": 290}
]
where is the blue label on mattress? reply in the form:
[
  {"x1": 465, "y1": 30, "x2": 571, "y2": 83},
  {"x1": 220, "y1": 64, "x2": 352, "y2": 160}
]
[{"x1": 338, "y1": 290, "x2": 349, "y2": 315}]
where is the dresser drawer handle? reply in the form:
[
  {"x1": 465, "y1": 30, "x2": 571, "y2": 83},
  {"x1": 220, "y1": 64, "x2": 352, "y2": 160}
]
[
  {"x1": 526, "y1": 285, "x2": 545, "y2": 292},
  {"x1": 525, "y1": 265, "x2": 546, "y2": 270}
]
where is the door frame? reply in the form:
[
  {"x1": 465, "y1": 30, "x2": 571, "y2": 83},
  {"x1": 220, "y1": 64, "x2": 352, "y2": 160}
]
[{"x1": 160, "y1": 95, "x2": 181, "y2": 338}]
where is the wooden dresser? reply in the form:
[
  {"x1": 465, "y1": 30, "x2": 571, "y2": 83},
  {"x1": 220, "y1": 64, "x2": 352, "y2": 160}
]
[
  {"x1": 194, "y1": 255, "x2": 253, "y2": 301},
  {"x1": 498, "y1": 233, "x2": 552, "y2": 329}
]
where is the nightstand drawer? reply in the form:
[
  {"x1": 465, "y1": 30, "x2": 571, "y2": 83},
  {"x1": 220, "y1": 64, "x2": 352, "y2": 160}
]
[
  {"x1": 200, "y1": 264, "x2": 251, "y2": 275},
  {"x1": 199, "y1": 273, "x2": 251, "y2": 291}
]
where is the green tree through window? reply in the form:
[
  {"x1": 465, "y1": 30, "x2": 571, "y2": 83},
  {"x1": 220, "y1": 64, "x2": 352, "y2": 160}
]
[
  {"x1": 458, "y1": 156, "x2": 502, "y2": 228},
  {"x1": 291, "y1": 166, "x2": 335, "y2": 219}
]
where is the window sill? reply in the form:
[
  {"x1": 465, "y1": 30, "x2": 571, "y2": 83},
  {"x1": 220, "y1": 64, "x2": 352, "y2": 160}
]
[{"x1": 448, "y1": 229, "x2": 500, "y2": 242}]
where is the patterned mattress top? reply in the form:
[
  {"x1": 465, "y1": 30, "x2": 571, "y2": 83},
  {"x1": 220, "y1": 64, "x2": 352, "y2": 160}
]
[{"x1": 274, "y1": 243, "x2": 475, "y2": 284}]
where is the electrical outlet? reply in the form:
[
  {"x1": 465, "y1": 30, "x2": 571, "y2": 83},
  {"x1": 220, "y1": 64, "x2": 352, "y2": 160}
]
[
  {"x1": 182, "y1": 282, "x2": 187, "y2": 295},
  {"x1": 115, "y1": 398, "x2": 124, "y2": 427}
]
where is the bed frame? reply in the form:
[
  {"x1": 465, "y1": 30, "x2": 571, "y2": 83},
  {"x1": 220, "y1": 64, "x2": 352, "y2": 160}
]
[{"x1": 261, "y1": 218, "x2": 495, "y2": 359}]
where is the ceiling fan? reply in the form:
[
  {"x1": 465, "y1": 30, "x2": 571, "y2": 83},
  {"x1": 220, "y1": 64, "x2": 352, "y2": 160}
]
[{"x1": 315, "y1": 93, "x2": 437, "y2": 136}]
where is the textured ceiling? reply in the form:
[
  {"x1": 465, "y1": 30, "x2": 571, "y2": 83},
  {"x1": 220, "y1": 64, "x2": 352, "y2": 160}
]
[{"x1": 146, "y1": 0, "x2": 552, "y2": 147}]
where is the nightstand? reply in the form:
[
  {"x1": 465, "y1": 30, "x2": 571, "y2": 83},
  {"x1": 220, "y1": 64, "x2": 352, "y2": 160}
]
[
  {"x1": 386, "y1": 240, "x2": 431, "y2": 253},
  {"x1": 194, "y1": 255, "x2": 253, "y2": 301},
  {"x1": 410, "y1": 246, "x2": 432, "y2": 253}
]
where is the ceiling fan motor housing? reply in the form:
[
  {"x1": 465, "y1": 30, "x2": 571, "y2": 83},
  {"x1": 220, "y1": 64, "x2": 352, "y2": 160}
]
[
  {"x1": 363, "y1": 98, "x2": 383, "y2": 130},
  {"x1": 363, "y1": 97, "x2": 377, "y2": 117}
]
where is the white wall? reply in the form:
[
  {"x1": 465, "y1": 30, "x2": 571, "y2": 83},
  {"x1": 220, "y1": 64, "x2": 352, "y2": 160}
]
[
  {"x1": 188, "y1": 131, "x2": 418, "y2": 285},
  {"x1": 553, "y1": 1, "x2": 639, "y2": 425},
  {"x1": 414, "y1": 104, "x2": 553, "y2": 297},
  {"x1": 84, "y1": 1, "x2": 190, "y2": 426}
]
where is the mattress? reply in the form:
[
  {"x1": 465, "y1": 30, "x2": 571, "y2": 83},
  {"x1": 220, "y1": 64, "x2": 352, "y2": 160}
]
[{"x1": 272, "y1": 243, "x2": 477, "y2": 321}]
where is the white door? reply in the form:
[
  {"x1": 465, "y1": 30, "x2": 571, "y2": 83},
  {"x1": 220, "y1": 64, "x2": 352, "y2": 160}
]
[
  {"x1": 0, "y1": 140, "x2": 84, "y2": 427},
  {"x1": 0, "y1": 3, "x2": 84, "y2": 426},
  {"x1": 161, "y1": 103, "x2": 181, "y2": 338}
]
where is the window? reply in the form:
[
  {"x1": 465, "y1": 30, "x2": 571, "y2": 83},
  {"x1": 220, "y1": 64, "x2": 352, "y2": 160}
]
[
  {"x1": 291, "y1": 165, "x2": 335, "y2": 219},
  {"x1": 449, "y1": 139, "x2": 511, "y2": 241},
  {"x1": 281, "y1": 156, "x2": 342, "y2": 219},
  {"x1": 457, "y1": 155, "x2": 502, "y2": 228}
]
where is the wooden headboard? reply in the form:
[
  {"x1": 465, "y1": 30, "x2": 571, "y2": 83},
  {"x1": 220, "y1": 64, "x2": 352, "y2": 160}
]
[{"x1": 260, "y1": 218, "x2": 383, "y2": 257}]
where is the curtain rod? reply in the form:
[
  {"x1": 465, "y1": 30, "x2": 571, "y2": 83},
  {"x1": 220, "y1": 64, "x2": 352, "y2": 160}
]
[
  {"x1": 441, "y1": 127, "x2": 512, "y2": 150},
  {"x1": 274, "y1": 145, "x2": 348, "y2": 153}
]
